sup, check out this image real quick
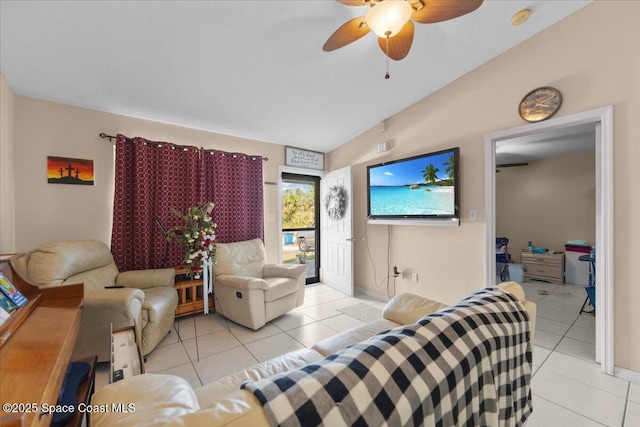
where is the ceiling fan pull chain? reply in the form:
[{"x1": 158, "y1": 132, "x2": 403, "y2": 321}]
[{"x1": 385, "y1": 34, "x2": 390, "y2": 79}]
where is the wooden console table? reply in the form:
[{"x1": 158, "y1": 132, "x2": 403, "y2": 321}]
[
  {"x1": 173, "y1": 267, "x2": 214, "y2": 317},
  {"x1": 0, "y1": 256, "x2": 84, "y2": 427}
]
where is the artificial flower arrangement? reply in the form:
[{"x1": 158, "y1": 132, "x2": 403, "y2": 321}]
[{"x1": 168, "y1": 201, "x2": 217, "y2": 279}]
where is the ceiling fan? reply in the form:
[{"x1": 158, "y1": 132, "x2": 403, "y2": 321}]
[
  {"x1": 496, "y1": 162, "x2": 529, "y2": 173},
  {"x1": 323, "y1": 0, "x2": 484, "y2": 78}
]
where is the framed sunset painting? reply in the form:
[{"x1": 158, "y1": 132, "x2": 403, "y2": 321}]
[{"x1": 47, "y1": 156, "x2": 94, "y2": 185}]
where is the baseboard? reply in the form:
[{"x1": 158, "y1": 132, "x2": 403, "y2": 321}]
[
  {"x1": 354, "y1": 286, "x2": 390, "y2": 302},
  {"x1": 614, "y1": 365, "x2": 640, "y2": 384}
]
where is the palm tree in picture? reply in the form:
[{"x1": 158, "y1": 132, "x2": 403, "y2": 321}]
[
  {"x1": 422, "y1": 164, "x2": 439, "y2": 184},
  {"x1": 444, "y1": 155, "x2": 455, "y2": 179}
]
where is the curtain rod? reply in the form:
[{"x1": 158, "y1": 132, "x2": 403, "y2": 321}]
[
  {"x1": 99, "y1": 133, "x2": 268, "y2": 161},
  {"x1": 99, "y1": 132, "x2": 117, "y2": 142}
]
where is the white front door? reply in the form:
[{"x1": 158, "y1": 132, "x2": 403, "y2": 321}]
[{"x1": 320, "y1": 166, "x2": 354, "y2": 296}]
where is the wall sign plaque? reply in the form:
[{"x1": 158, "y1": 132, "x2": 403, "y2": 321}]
[{"x1": 285, "y1": 146, "x2": 324, "y2": 171}]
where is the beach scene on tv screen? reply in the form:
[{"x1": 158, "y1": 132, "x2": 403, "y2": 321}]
[{"x1": 369, "y1": 151, "x2": 456, "y2": 216}]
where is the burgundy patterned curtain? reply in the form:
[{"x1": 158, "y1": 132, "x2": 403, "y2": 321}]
[
  {"x1": 111, "y1": 135, "x2": 202, "y2": 271},
  {"x1": 202, "y1": 150, "x2": 264, "y2": 243},
  {"x1": 112, "y1": 135, "x2": 264, "y2": 271}
]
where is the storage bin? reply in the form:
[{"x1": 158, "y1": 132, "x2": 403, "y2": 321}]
[
  {"x1": 565, "y1": 244, "x2": 590, "y2": 285},
  {"x1": 508, "y1": 264, "x2": 525, "y2": 283},
  {"x1": 283, "y1": 232, "x2": 294, "y2": 245}
]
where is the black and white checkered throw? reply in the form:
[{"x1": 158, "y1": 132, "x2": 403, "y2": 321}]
[{"x1": 243, "y1": 288, "x2": 533, "y2": 426}]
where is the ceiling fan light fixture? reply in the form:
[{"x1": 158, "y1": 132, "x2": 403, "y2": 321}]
[{"x1": 366, "y1": 0, "x2": 413, "y2": 38}]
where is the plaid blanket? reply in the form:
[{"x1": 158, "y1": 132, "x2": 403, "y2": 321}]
[{"x1": 243, "y1": 288, "x2": 533, "y2": 427}]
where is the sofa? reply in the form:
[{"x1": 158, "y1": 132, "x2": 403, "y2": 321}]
[
  {"x1": 90, "y1": 282, "x2": 535, "y2": 426},
  {"x1": 12, "y1": 240, "x2": 178, "y2": 361},
  {"x1": 213, "y1": 238, "x2": 307, "y2": 330}
]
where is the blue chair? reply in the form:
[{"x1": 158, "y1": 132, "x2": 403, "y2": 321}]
[
  {"x1": 579, "y1": 254, "x2": 596, "y2": 314},
  {"x1": 585, "y1": 286, "x2": 596, "y2": 308},
  {"x1": 496, "y1": 237, "x2": 511, "y2": 281}
]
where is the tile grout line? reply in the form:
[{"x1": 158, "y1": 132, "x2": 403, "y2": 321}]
[
  {"x1": 532, "y1": 393, "x2": 609, "y2": 426},
  {"x1": 621, "y1": 382, "x2": 631, "y2": 427},
  {"x1": 174, "y1": 322, "x2": 205, "y2": 388},
  {"x1": 235, "y1": 319, "x2": 298, "y2": 366}
]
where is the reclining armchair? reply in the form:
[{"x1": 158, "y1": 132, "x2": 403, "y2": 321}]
[
  {"x1": 213, "y1": 238, "x2": 307, "y2": 330},
  {"x1": 13, "y1": 240, "x2": 178, "y2": 361}
]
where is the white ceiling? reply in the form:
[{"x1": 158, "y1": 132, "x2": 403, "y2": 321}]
[
  {"x1": 496, "y1": 122, "x2": 596, "y2": 166},
  {"x1": 0, "y1": 0, "x2": 592, "y2": 153}
]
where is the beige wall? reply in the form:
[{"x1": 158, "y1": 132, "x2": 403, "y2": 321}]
[
  {"x1": 0, "y1": 74, "x2": 16, "y2": 253},
  {"x1": 496, "y1": 151, "x2": 596, "y2": 264},
  {"x1": 12, "y1": 97, "x2": 287, "y2": 261},
  {"x1": 328, "y1": 1, "x2": 640, "y2": 372}
]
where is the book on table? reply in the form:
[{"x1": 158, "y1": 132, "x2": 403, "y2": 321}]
[
  {"x1": 0, "y1": 271, "x2": 29, "y2": 307},
  {"x1": 0, "y1": 293, "x2": 17, "y2": 325}
]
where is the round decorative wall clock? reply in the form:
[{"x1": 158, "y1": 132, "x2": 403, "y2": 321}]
[{"x1": 518, "y1": 86, "x2": 562, "y2": 123}]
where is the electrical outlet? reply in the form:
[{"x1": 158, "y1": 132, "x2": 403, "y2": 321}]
[{"x1": 411, "y1": 272, "x2": 419, "y2": 282}]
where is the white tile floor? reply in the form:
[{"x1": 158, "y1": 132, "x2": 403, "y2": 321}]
[
  {"x1": 95, "y1": 281, "x2": 639, "y2": 426},
  {"x1": 520, "y1": 280, "x2": 637, "y2": 427}
]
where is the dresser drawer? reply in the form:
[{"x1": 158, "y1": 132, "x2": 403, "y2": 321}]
[
  {"x1": 521, "y1": 253, "x2": 563, "y2": 267},
  {"x1": 525, "y1": 264, "x2": 563, "y2": 279},
  {"x1": 521, "y1": 251, "x2": 565, "y2": 285}
]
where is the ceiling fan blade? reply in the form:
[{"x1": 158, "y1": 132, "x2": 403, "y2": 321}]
[
  {"x1": 378, "y1": 20, "x2": 414, "y2": 60},
  {"x1": 411, "y1": 0, "x2": 483, "y2": 24},
  {"x1": 496, "y1": 162, "x2": 529, "y2": 168},
  {"x1": 323, "y1": 17, "x2": 370, "y2": 51},
  {"x1": 337, "y1": 0, "x2": 372, "y2": 6}
]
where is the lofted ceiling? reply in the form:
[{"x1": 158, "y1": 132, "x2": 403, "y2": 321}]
[{"x1": 0, "y1": 0, "x2": 592, "y2": 153}]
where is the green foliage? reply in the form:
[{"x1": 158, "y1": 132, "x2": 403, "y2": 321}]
[
  {"x1": 417, "y1": 159, "x2": 455, "y2": 186},
  {"x1": 422, "y1": 164, "x2": 440, "y2": 184},
  {"x1": 282, "y1": 187, "x2": 315, "y2": 229},
  {"x1": 444, "y1": 155, "x2": 455, "y2": 179}
]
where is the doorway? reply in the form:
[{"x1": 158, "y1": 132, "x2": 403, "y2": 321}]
[
  {"x1": 484, "y1": 105, "x2": 614, "y2": 375},
  {"x1": 281, "y1": 173, "x2": 320, "y2": 284}
]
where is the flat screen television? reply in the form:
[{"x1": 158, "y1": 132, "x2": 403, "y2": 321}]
[{"x1": 367, "y1": 147, "x2": 460, "y2": 221}]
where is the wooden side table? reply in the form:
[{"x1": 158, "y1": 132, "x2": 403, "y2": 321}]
[{"x1": 173, "y1": 267, "x2": 214, "y2": 317}]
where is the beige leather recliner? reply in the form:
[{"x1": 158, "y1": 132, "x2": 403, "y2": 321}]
[
  {"x1": 13, "y1": 240, "x2": 178, "y2": 361},
  {"x1": 213, "y1": 239, "x2": 307, "y2": 330}
]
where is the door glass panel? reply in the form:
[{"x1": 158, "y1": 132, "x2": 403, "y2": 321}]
[{"x1": 282, "y1": 174, "x2": 319, "y2": 284}]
